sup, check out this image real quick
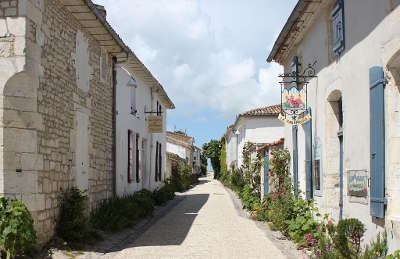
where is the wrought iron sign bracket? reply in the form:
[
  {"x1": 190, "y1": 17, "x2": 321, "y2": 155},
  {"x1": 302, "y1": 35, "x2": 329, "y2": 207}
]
[{"x1": 278, "y1": 60, "x2": 317, "y2": 125}]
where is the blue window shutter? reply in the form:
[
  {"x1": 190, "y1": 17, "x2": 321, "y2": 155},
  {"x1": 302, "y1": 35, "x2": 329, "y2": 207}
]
[
  {"x1": 264, "y1": 149, "x2": 269, "y2": 194},
  {"x1": 292, "y1": 125, "x2": 299, "y2": 196},
  {"x1": 369, "y1": 66, "x2": 386, "y2": 219},
  {"x1": 331, "y1": 0, "x2": 345, "y2": 55},
  {"x1": 304, "y1": 110, "x2": 313, "y2": 200}
]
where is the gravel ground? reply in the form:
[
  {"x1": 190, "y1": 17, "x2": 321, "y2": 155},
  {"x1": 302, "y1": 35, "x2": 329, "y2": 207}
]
[{"x1": 52, "y1": 175, "x2": 303, "y2": 259}]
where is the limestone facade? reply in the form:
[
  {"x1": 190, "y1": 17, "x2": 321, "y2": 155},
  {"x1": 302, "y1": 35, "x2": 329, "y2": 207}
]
[
  {"x1": 268, "y1": 0, "x2": 400, "y2": 252},
  {"x1": 0, "y1": 0, "x2": 124, "y2": 243}
]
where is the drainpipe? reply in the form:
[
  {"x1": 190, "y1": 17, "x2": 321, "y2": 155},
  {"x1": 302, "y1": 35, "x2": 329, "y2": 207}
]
[{"x1": 112, "y1": 56, "x2": 117, "y2": 197}]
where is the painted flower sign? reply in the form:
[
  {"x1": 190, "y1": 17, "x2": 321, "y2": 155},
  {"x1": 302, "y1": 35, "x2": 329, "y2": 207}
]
[
  {"x1": 279, "y1": 86, "x2": 310, "y2": 125},
  {"x1": 282, "y1": 88, "x2": 305, "y2": 110},
  {"x1": 278, "y1": 58, "x2": 316, "y2": 125}
]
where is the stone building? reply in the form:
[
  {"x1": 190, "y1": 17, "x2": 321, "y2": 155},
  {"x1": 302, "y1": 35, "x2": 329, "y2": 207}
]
[
  {"x1": 267, "y1": 0, "x2": 400, "y2": 251},
  {"x1": 166, "y1": 131, "x2": 196, "y2": 178},
  {"x1": 115, "y1": 64, "x2": 174, "y2": 196},
  {"x1": 225, "y1": 104, "x2": 284, "y2": 170},
  {"x1": 192, "y1": 146, "x2": 202, "y2": 175},
  {"x1": 0, "y1": 0, "x2": 173, "y2": 243}
]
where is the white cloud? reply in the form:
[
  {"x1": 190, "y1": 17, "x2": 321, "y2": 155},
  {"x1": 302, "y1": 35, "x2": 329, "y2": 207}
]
[
  {"x1": 173, "y1": 63, "x2": 192, "y2": 81},
  {"x1": 221, "y1": 58, "x2": 255, "y2": 86},
  {"x1": 131, "y1": 35, "x2": 158, "y2": 64},
  {"x1": 94, "y1": 0, "x2": 296, "y2": 118}
]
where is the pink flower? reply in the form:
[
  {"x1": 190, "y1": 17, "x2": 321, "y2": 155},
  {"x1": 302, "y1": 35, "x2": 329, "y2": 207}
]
[{"x1": 327, "y1": 220, "x2": 333, "y2": 226}]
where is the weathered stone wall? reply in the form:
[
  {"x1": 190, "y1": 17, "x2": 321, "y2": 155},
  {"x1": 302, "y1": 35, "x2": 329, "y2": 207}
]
[
  {"x1": 32, "y1": 0, "x2": 113, "y2": 241},
  {"x1": 0, "y1": 0, "x2": 114, "y2": 243}
]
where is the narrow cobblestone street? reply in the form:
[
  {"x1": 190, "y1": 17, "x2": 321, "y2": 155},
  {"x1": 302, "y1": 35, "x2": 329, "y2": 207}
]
[{"x1": 93, "y1": 175, "x2": 294, "y2": 259}]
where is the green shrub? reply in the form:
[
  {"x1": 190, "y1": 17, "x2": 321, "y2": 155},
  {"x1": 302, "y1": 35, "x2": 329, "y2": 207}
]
[
  {"x1": 171, "y1": 164, "x2": 197, "y2": 192},
  {"x1": 334, "y1": 218, "x2": 365, "y2": 258},
  {"x1": 57, "y1": 188, "x2": 92, "y2": 244},
  {"x1": 311, "y1": 216, "x2": 336, "y2": 259},
  {"x1": 0, "y1": 198, "x2": 37, "y2": 259},
  {"x1": 387, "y1": 250, "x2": 400, "y2": 259},
  {"x1": 152, "y1": 183, "x2": 175, "y2": 206},
  {"x1": 286, "y1": 198, "x2": 320, "y2": 248},
  {"x1": 239, "y1": 184, "x2": 261, "y2": 211},
  {"x1": 230, "y1": 169, "x2": 245, "y2": 191},
  {"x1": 362, "y1": 231, "x2": 388, "y2": 259},
  {"x1": 90, "y1": 190, "x2": 154, "y2": 232}
]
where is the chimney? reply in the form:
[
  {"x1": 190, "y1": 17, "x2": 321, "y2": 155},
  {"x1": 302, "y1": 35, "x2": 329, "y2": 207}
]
[{"x1": 94, "y1": 4, "x2": 107, "y2": 19}]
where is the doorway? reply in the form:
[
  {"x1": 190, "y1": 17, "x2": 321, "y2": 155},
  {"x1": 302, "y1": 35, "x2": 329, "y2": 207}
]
[
  {"x1": 327, "y1": 90, "x2": 344, "y2": 221},
  {"x1": 76, "y1": 109, "x2": 89, "y2": 192}
]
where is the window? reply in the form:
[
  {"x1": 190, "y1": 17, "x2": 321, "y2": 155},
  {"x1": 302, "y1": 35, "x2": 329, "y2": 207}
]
[
  {"x1": 154, "y1": 142, "x2": 162, "y2": 182},
  {"x1": 156, "y1": 101, "x2": 162, "y2": 116},
  {"x1": 314, "y1": 159, "x2": 321, "y2": 191},
  {"x1": 127, "y1": 130, "x2": 133, "y2": 183},
  {"x1": 313, "y1": 137, "x2": 322, "y2": 194},
  {"x1": 127, "y1": 77, "x2": 137, "y2": 115},
  {"x1": 158, "y1": 143, "x2": 162, "y2": 181},
  {"x1": 155, "y1": 142, "x2": 159, "y2": 182},
  {"x1": 331, "y1": 0, "x2": 345, "y2": 55},
  {"x1": 136, "y1": 133, "x2": 140, "y2": 183}
]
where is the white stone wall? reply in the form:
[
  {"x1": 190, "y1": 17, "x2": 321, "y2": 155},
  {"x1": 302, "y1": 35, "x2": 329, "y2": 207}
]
[
  {"x1": 166, "y1": 142, "x2": 187, "y2": 160},
  {"x1": 116, "y1": 66, "x2": 167, "y2": 196},
  {"x1": 279, "y1": 1, "x2": 400, "y2": 251},
  {"x1": 235, "y1": 117, "x2": 284, "y2": 169}
]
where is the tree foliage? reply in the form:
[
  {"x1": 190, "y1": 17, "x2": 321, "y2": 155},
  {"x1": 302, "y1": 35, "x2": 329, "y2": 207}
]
[{"x1": 202, "y1": 138, "x2": 223, "y2": 179}]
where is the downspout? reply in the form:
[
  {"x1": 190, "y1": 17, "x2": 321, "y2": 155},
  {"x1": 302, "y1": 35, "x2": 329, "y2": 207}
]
[{"x1": 112, "y1": 56, "x2": 117, "y2": 197}]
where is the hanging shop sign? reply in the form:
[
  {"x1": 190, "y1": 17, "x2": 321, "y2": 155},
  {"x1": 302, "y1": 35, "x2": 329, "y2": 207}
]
[
  {"x1": 148, "y1": 115, "x2": 163, "y2": 133},
  {"x1": 278, "y1": 57, "x2": 317, "y2": 125}
]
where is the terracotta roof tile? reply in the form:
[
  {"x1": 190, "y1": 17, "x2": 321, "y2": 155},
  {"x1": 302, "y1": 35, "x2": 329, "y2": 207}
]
[{"x1": 240, "y1": 104, "x2": 281, "y2": 117}]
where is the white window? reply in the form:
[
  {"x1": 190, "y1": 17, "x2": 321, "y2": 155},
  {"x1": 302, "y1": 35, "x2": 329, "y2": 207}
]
[{"x1": 127, "y1": 77, "x2": 137, "y2": 115}]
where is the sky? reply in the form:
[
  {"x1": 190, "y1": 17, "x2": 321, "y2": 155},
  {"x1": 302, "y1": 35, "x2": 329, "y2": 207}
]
[{"x1": 93, "y1": 0, "x2": 297, "y2": 148}]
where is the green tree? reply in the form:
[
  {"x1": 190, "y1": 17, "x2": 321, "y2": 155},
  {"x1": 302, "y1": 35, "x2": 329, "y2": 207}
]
[{"x1": 203, "y1": 138, "x2": 223, "y2": 179}]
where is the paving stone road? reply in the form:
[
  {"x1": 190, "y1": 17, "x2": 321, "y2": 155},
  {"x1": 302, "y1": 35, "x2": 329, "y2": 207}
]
[{"x1": 97, "y1": 175, "x2": 293, "y2": 259}]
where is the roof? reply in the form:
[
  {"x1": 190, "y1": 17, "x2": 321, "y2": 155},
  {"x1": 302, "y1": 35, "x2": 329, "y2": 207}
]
[
  {"x1": 60, "y1": 0, "x2": 175, "y2": 109},
  {"x1": 225, "y1": 104, "x2": 282, "y2": 138},
  {"x1": 266, "y1": 0, "x2": 324, "y2": 64},
  {"x1": 240, "y1": 104, "x2": 281, "y2": 117}
]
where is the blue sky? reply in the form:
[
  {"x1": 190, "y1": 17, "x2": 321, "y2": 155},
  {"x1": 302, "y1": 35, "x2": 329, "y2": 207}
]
[{"x1": 94, "y1": 0, "x2": 297, "y2": 148}]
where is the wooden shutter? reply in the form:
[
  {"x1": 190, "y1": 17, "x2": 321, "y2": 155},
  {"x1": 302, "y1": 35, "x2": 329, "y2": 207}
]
[
  {"x1": 158, "y1": 143, "x2": 162, "y2": 181},
  {"x1": 304, "y1": 112, "x2": 313, "y2": 200},
  {"x1": 155, "y1": 142, "x2": 159, "y2": 182},
  {"x1": 128, "y1": 130, "x2": 132, "y2": 183},
  {"x1": 369, "y1": 66, "x2": 386, "y2": 218},
  {"x1": 292, "y1": 125, "x2": 299, "y2": 196},
  {"x1": 331, "y1": 0, "x2": 345, "y2": 55},
  {"x1": 264, "y1": 149, "x2": 269, "y2": 194},
  {"x1": 136, "y1": 134, "x2": 140, "y2": 183}
]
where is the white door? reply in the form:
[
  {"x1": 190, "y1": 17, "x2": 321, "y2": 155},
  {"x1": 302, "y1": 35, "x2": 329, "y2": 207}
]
[{"x1": 76, "y1": 110, "x2": 89, "y2": 191}]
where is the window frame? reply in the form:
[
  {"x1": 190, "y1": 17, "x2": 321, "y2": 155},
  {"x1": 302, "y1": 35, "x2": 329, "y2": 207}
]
[
  {"x1": 313, "y1": 137, "x2": 323, "y2": 196},
  {"x1": 128, "y1": 130, "x2": 133, "y2": 183},
  {"x1": 155, "y1": 141, "x2": 159, "y2": 182},
  {"x1": 331, "y1": 0, "x2": 345, "y2": 56},
  {"x1": 136, "y1": 133, "x2": 140, "y2": 183}
]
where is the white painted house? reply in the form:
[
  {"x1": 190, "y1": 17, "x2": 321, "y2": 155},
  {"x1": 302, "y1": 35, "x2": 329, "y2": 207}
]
[
  {"x1": 267, "y1": 0, "x2": 400, "y2": 251},
  {"x1": 225, "y1": 105, "x2": 285, "y2": 170},
  {"x1": 116, "y1": 61, "x2": 174, "y2": 196}
]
